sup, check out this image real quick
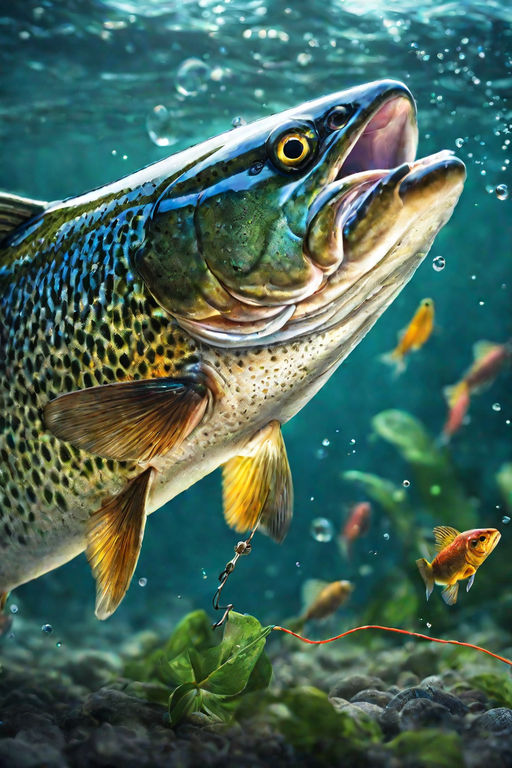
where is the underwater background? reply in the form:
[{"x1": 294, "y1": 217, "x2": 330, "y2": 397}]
[{"x1": 1, "y1": 2, "x2": 512, "y2": 765}]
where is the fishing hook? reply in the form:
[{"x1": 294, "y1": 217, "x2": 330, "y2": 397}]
[{"x1": 211, "y1": 523, "x2": 259, "y2": 629}]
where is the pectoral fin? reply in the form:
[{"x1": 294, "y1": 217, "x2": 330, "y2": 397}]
[
  {"x1": 222, "y1": 420, "x2": 293, "y2": 542},
  {"x1": 433, "y1": 525, "x2": 460, "y2": 552},
  {"x1": 466, "y1": 573, "x2": 475, "y2": 592},
  {"x1": 441, "y1": 582, "x2": 459, "y2": 606},
  {"x1": 44, "y1": 375, "x2": 210, "y2": 462},
  {"x1": 87, "y1": 467, "x2": 154, "y2": 619}
]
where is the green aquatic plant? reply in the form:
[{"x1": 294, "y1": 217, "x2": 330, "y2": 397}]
[
  {"x1": 124, "y1": 609, "x2": 272, "y2": 725},
  {"x1": 497, "y1": 463, "x2": 512, "y2": 511},
  {"x1": 468, "y1": 672, "x2": 512, "y2": 708},
  {"x1": 371, "y1": 409, "x2": 475, "y2": 526}
]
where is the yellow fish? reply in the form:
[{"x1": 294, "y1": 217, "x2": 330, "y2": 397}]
[
  {"x1": 381, "y1": 298, "x2": 434, "y2": 374},
  {"x1": 289, "y1": 579, "x2": 353, "y2": 632},
  {"x1": 416, "y1": 526, "x2": 501, "y2": 605}
]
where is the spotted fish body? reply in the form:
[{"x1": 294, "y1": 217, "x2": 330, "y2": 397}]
[{"x1": 0, "y1": 80, "x2": 466, "y2": 617}]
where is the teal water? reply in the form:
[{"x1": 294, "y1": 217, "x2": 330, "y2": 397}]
[{"x1": 1, "y1": 1, "x2": 511, "y2": 646}]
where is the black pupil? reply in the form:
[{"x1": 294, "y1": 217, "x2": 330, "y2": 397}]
[
  {"x1": 330, "y1": 107, "x2": 348, "y2": 127},
  {"x1": 284, "y1": 138, "x2": 304, "y2": 160},
  {"x1": 479, "y1": 535, "x2": 486, "y2": 541}
]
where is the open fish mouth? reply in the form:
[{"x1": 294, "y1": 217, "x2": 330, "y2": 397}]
[{"x1": 176, "y1": 87, "x2": 466, "y2": 348}]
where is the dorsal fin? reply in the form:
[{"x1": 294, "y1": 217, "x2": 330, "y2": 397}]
[
  {"x1": 0, "y1": 192, "x2": 47, "y2": 242},
  {"x1": 433, "y1": 525, "x2": 460, "y2": 552}
]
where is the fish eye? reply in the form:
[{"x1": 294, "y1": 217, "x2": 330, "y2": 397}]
[
  {"x1": 276, "y1": 133, "x2": 310, "y2": 166},
  {"x1": 267, "y1": 122, "x2": 317, "y2": 173},
  {"x1": 327, "y1": 105, "x2": 351, "y2": 130},
  {"x1": 479, "y1": 535, "x2": 486, "y2": 541},
  {"x1": 470, "y1": 539, "x2": 478, "y2": 547}
]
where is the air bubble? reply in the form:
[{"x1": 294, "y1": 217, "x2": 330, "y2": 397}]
[
  {"x1": 455, "y1": 137, "x2": 464, "y2": 148},
  {"x1": 146, "y1": 105, "x2": 176, "y2": 147},
  {"x1": 402, "y1": 479, "x2": 411, "y2": 488},
  {"x1": 41, "y1": 623, "x2": 53, "y2": 634},
  {"x1": 496, "y1": 184, "x2": 509, "y2": 200},
  {"x1": 322, "y1": 438, "x2": 330, "y2": 447},
  {"x1": 383, "y1": 533, "x2": 390, "y2": 540},
  {"x1": 492, "y1": 403, "x2": 502, "y2": 412},
  {"x1": 232, "y1": 116, "x2": 246, "y2": 128},
  {"x1": 201, "y1": 568, "x2": 208, "y2": 580},
  {"x1": 9, "y1": 604, "x2": 18, "y2": 614},
  {"x1": 502, "y1": 515, "x2": 511, "y2": 524},
  {"x1": 176, "y1": 58, "x2": 210, "y2": 97},
  {"x1": 426, "y1": 622, "x2": 432, "y2": 628},
  {"x1": 432, "y1": 255, "x2": 445, "y2": 271},
  {"x1": 138, "y1": 577, "x2": 147, "y2": 587},
  {"x1": 310, "y1": 517, "x2": 334, "y2": 543}
]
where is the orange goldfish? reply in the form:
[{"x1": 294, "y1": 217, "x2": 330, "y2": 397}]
[
  {"x1": 289, "y1": 579, "x2": 353, "y2": 631},
  {"x1": 381, "y1": 298, "x2": 434, "y2": 374},
  {"x1": 416, "y1": 526, "x2": 501, "y2": 605},
  {"x1": 443, "y1": 340, "x2": 512, "y2": 438},
  {"x1": 339, "y1": 502, "x2": 372, "y2": 557}
]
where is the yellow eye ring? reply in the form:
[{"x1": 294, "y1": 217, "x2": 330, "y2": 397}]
[{"x1": 275, "y1": 133, "x2": 311, "y2": 167}]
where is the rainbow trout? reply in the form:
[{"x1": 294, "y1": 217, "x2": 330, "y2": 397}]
[{"x1": 0, "y1": 80, "x2": 465, "y2": 618}]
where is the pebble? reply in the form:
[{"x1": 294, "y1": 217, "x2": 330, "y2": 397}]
[
  {"x1": 351, "y1": 689, "x2": 393, "y2": 707},
  {"x1": 473, "y1": 707, "x2": 512, "y2": 733},
  {"x1": 329, "y1": 673, "x2": 386, "y2": 700},
  {"x1": 399, "y1": 698, "x2": 454, "y2": 730}
]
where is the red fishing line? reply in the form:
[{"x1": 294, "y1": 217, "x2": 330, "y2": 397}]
[{"x1": 273, "y1": 624, "x2": 512, "y2": 667}]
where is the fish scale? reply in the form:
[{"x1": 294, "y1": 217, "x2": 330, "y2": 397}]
[{"x1": 0, "y1": 189, "x2": 199, "y2": 588}]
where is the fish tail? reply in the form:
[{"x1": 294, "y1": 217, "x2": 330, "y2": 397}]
[
  {"x1": 416, "y1": 558, "x2": 435, "y2": 601},
  {"x1": 337, "y1": 536, "x2": 351, "y2": 561},
  {"x1": 379, "y1": 350, "x2": 406, "y2": 377}
]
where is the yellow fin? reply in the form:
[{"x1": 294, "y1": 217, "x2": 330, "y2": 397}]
[
  {"x1": 222, "y1": 420, "x2": 293, "y2": 542},
  {"x1": 44, "y1": 376, "x2": 210, "y2": 462},
  {"x1": 441, "y1": 582, "x2": 459, "y2": 605},
  {"x1": 87, "y1": 467, "x2": 154, "y2": 620},
  {"x1": 433, "y1": 525, "x2": 460, "y2": 552}
]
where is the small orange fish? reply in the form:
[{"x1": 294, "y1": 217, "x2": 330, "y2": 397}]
[
  {"x1": 340, "y1": 502, "x2": 372, "y2": 557},
  {"x1": 443, "y1": 340, "x2": 512, "y2": 438},
  {"x1": 381, "y1": 298, "x2": 434, "y2": 374},
  {"x1": 442, "y1": 381, "x2": 471, "y2": 439},
  {"x1": 289, "y1": 579, "x2": 353, "y2": 631},
  {"x1": 416, "y1": 526, "x2": 501, "y2": 605}
]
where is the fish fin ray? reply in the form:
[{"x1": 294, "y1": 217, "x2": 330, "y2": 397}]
[
  {"x1": 0, "y1": 192, "x2": 47, "y2": 244},
  {"x1": 379, "y1": 350, "x2": 406, "y2": 377},
  {"x1": 433, "y1": 525, "x2": 460, "y2": 552},
  {"x1": 222, "y1": 420, "x2": 293, "y2": 542},
  {"x1": 44, "y1": 376, "x2": 210, "y2": 462},
  {"x1": 466, "y1": 573, "x2": 475, "y2": 592},
  {"x1": 416, "y1": 558, "x2": 434, "y2": 601},
  {"x1": 87, "y1": 467, "x2": 154, "y2": 620},
  {"x1": 441, "y1": 582, "x2": 459, "y2": 605}
]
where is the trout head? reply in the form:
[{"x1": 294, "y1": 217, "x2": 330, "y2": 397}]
[{"x1": 135, "y1": 79, "x2": 465, "y2": 410}]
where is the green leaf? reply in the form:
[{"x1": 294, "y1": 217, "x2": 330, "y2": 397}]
[
  {"x1": 165, "y1": 649, "x2": 195, "y2": 687},
  {"x1": 168, "y1": 683, "x2": 201, "y2": 727},
  {"x1": 123, "y1": 681, "x2": 170, "y2": 706},
  {"x1": 164, "y1": 609, "x2": 215, "y2": 660},
  {"x1": 244, "y1": 647, "x2": 273, "y2": 694},
  {"x1": 201, "y1": 691, "x2": 238, "y2": 722},
  {"x1": 200, "y1": 612, "x2": 273, "y2": 696}
]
